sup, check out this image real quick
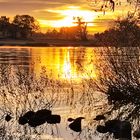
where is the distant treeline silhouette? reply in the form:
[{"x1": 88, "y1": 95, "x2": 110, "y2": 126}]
[
  {"x1": 0, "y1": 15, "x2": 89, "y2": 41},
  {"x1": 33, "y1": 27, "x2": 81, "y2": 41},
  {"x1": 33, "y1": 17, "x2": 89, "y2": 41},
  {"x1": 0, "y1": 15, "x2": 39, "y2": 39}
]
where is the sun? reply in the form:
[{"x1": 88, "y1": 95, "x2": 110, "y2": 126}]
[
  {"x1": 38, "y1": 6, "x2": 98, "y2": 28},
  {"x1": 53, "y1": 9, "x2": 97, "y2": 27},
  {"x1": 52, "y1": 7, "x2": 97, "y2": 27}
]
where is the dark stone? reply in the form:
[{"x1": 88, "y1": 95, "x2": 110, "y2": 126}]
[
  {"x1": 23, "y1": 111, "x2": 35, "y2": 121},
  {"x1": 28, "y1": 109, "x2": 52, "y2": 127},
  {"x1": 68, "y1": 118, "x2": 75, "y2": 122},
  {"x1": 18, "y1": 110, "x2": 35, "y2": 125},
  {"x1": 28, "y1": 116, "x2": 45, "y2": 127},
  {"x1": 69, "y1": 117, "x2": 84, "y2": 132},
  {"x1": 94, "y1": 115, "x2": 106, "y2": 121},
  {"x1": 5, "y1": 114, "x2": 12, "y2": 122},
  {"x1": 47, "y1": 115, "x2": 61, "y2": 124},
  {"x1": 35, "y1": 109, "x2": 52, "y2": 121},
  {"x1": 18, "y1": 116, "x2": 28, "y2": 125}
]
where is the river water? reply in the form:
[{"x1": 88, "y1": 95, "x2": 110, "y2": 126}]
[
  {"x1": 0, "y1": 47, "x2": 98, "y2": 80},
  {"x1": 0, "y1": 46, "x2": 139, "y2": 140}
]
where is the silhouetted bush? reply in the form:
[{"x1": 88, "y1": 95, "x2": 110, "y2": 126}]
[
  {"x1": 94, "y1": 17, "x2": 140, "y2": 47},
  {"x1": 92, "y1": 47, "x2": 140, "y2": 122}
]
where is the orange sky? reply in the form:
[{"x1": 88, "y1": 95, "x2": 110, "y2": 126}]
[
  {"x1": 0, "y1": 0, "x2": 133, "y2": 33},
  {"x1": 37, "y1": 6, "x2": 114, "y2": 33}
]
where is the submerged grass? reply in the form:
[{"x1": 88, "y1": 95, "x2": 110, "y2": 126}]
[
  {"x1": 0, "y1": 63, "x2": 107, "y2": 139},
  {"x1": 0, "y1": 47, "x2": 140, "y2": 139}
]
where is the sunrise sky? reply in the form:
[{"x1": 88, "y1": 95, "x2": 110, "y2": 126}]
[{"x1": 0, "y1": 0, "x2": 133, "y2": 33}]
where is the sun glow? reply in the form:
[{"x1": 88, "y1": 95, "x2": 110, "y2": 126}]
[
  {"x1": 52, "y1": 9, "x2": 97, "y2": 27},
  {"x1": 63, "y1": 50, "x2": 72, "y2": 79},
  {"x1": 38, "y1": 6, "x2": 98, "y2": 28},
  {"x1": 31, "y1": 48, "x2": 98, "y2": 82}
]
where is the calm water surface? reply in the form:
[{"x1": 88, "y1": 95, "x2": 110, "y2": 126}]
[
  {"x1": 1, "y1": 46, "x2": 139, "y2": 140},
  {"x1": 0, "y1": 46, "x2": 97, "y2": 81},
  {"x1": 0, "y1": 46, "x2": 107, "y2": 140}
]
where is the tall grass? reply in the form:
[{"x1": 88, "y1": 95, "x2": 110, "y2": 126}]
[{"x1": 0, "y1": 47, "x2": 140, "y2": 139}]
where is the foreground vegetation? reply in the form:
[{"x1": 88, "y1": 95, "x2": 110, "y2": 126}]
[{"x1": 0, "y1": 47, "x2": 140, "y2": 139}]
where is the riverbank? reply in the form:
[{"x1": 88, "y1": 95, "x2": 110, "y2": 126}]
[{"x1": 0, "y1": 39, "x2": 99, "y2": 47}]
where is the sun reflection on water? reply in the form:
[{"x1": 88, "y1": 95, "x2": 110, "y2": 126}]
[
  {"x1": 31, "y1": 47, "x2": 97, "y2": 82},
  {"x1": 63, "y1": 49, "x2": 71, "y2": 79}
]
